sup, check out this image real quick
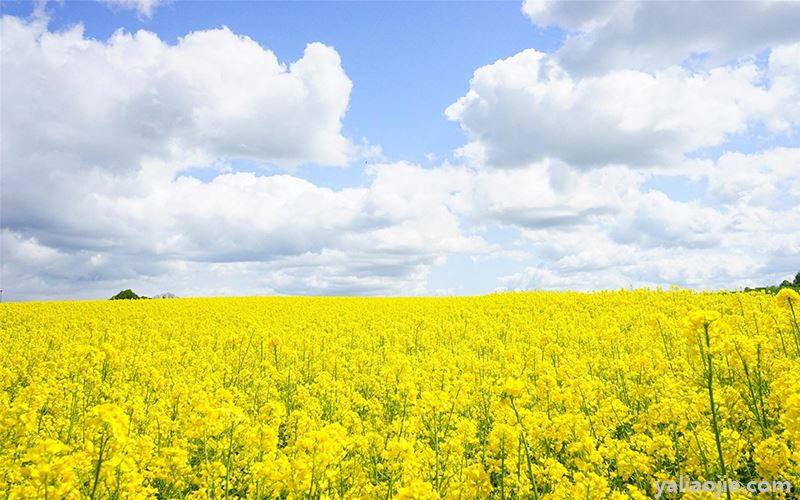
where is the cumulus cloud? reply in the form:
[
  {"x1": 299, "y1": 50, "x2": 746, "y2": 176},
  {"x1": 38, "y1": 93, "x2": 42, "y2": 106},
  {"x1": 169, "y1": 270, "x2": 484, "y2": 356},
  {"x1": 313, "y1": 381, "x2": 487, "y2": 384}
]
[
  {"x1": 500, "y1": 216, "x2": 798, "y2": 292},
  {"x1": 522, "y1": 0, "x2": 800, "y2": 74},
  {"x1": 3, "y1": 140, "x2": 799, "y2": 299},
  {"x1": 703, "y1": 148, "x2": 800, "y2": 209},
  {"x1": 0, "y1": 16, "x2": 355, "y2": 246},
  {"x1": 0, "y1": 16, "x2": 354, "y2": 177},
  {"x1": 1, "y1": 227, "x2": 478, "y2": 300},
  {"x1": 0, "y1": 158, "x2": 489, "y2": 300},
  {"x1": 446, "y1": 44, "x2": 799, "y2": 168},
  {"x1": 100, "y1": 0, "x2": 165, "y2": 18},
  {"x1": 10, "y1": 173, "x2": 465, "y2": 298},
  {"x1": 465, "y1": 161, "x2": 636, "y2": 227},
  {"x1": 493, "y1": 147, "x2": 800, "y2": 291},
  {"x1": 767, "y1": 43, "x2": 800, "y2": 130},
  {"x1": 498, "y1": 250, "x2": 766, "y2": 292}
]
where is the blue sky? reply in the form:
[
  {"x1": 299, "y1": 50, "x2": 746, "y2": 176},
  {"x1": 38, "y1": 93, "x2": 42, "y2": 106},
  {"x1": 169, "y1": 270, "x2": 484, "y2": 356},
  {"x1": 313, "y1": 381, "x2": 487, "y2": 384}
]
[{"x1": 1, "y1": 0, "x2": 799, "y2": 300}]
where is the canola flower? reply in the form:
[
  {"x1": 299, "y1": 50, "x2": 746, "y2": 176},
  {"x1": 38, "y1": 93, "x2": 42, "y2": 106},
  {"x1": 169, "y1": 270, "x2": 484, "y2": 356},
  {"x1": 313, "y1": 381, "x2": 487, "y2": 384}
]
[{"x1": 1, "y1": 290, "x2": 799, "y2": 498}]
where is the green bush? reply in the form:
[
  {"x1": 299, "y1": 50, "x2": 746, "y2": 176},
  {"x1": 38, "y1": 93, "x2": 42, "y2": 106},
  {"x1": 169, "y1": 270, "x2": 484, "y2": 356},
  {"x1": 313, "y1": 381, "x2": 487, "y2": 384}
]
[{"x1": 110, "y1": 289, "x2": 141, "y2": 300}]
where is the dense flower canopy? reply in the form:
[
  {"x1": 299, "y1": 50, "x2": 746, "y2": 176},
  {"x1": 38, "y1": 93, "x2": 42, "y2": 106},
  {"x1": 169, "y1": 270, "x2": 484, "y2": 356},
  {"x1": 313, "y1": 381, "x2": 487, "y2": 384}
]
[{"x1": 1, "y1": 291, "x2": 799, "y2": 498}]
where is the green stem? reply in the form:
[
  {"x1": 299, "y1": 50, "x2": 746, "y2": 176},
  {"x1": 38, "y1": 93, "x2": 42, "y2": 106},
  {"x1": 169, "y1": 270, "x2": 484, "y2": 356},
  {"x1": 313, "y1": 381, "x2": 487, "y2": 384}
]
[
  {"x1": 703, "y1": 324, "x2": 731, "y2": 500},
  {"x1": 89, "y1": 433, "x2": 110, "y2": 500},
  {"x1": 510, "y1": 397, "x2": 540, "y2": 500},
  {"x1": 224, "y1": 423, "x2": 235, "y2": 500},
  {"x1": 788, "y1": 300, "x2": 800, "y2": 356}
]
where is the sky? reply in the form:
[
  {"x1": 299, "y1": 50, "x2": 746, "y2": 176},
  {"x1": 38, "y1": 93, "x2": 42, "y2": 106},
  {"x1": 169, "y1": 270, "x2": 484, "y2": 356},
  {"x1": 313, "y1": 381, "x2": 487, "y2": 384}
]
[{"x1": 1, "y1": 0, "x2": 799, "y2": 301}]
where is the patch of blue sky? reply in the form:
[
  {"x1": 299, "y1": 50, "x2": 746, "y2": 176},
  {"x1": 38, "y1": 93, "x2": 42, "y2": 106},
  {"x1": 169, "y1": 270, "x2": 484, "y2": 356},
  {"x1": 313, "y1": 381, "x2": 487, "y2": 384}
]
[
  {"x1": 753, "y1": 47, "x2": 772, "y2": 73},
  {"x1": 768, "y1": 185, "x2": 799, "y2": 212},
  {"x1": 643, "y1": 172, "x2": 795, "y2": 212},
  {"x1": 175, "y1": 158, "x2": 372, "y2": 191},
  {"x1": 426, "y1": 224, "x2": 527, "y2": 295},
  {"x1": 294, "y1": 163, "x2": 373, "y2": 190},
  {"x1": 679, "y1": 47, "x2": 772, "y2": 78},
  {"x1": 687, "y1": 122, "x2": 800, "y2": 162},
  {"x1": 176, "y1": 156, "x2": 374, "y2": 190},
  {"x1": 176, "y1": 159, "x2": 280, "y2": 183},
  {"x1": 680, "y1": 51, "x2": 712, "y2": 73},
  {"x1": 426, "y1": 253, "x2": 527, "y2": 296},
  {"x1": 642, "y1": 175, "x2": 709, "y2": 203},
  {"x1": 0, "y1": 1, "x2": 33, "y2": 17},
  {"x1": 482, "y1": 223, "x2": 524, "y2": 247}
]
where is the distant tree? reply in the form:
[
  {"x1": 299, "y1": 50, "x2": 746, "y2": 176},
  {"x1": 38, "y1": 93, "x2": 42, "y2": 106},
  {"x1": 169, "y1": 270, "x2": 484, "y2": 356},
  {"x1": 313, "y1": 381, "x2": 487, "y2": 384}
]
[
  {"x1": 740, "y1": 272, "x2": 800, "y2": 294},
  {"x1": 111, "y1": 289, "x2": 141, "y2": 300}
]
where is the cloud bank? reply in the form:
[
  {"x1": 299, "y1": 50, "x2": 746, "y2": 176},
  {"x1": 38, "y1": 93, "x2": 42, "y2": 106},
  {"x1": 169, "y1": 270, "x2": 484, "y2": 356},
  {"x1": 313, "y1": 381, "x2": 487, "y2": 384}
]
[
  {"x1": 446, "y1": 47, "x2": 798, "y2": 168},
  {"x1": 1, "y1": 3, "x2": 799, "y2": 300},
  {"x1": 522, "y1": 0, "x2": 800, "y2": 74}
]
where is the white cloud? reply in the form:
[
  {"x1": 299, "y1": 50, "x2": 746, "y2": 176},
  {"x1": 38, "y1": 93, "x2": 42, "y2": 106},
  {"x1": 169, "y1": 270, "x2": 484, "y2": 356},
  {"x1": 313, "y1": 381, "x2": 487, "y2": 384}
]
[
  {"x1": 1, "y1": 228, "x2": 465, "y2": 300},
  {"x1": 467, "y1": 161, "x2": 640, "y2": 227},
  {"x1": 3, "y1": 140, "x2": 799, "y2": 299},
  {"x1": 493, "y1": 147, "x2": 800, "y2": 291},
  {"x1": 446, "y1": 45, "x2": 799, "y2": 168},
  {"x1": 522, "y1": 0, "x2": 800, "y2": 74},
  {"x1": 0, "y1": 17, "x2": 354, "y2": 176},
  {"x1": 498, "y1": 251, "x2": 766, "y2": 292},
  {"x1": 767, "y1": 43, "x2": 800, "y2": 130},
  {"x1": 704, "y1": 148, "x2": 800, "y2": 208},
  {"x1": 100, "y1": 0, "x2": 165, "y2": 18},
  {"x1": 0, "y1": 158, "x2": 489, "y2": 300}
]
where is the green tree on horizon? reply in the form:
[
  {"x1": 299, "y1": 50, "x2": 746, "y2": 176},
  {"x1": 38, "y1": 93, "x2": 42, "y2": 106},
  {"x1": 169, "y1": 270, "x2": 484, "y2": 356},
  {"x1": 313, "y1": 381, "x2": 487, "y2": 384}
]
[{"x1": 110, "y1": 289, "x2": 141, "y2": 300}]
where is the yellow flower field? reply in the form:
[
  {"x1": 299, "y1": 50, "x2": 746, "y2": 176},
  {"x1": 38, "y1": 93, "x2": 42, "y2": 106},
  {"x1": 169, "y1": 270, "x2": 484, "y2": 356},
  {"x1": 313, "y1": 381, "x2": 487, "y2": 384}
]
[{"x1": 1, "y1": 290, "x2": 799, "y2": 499}]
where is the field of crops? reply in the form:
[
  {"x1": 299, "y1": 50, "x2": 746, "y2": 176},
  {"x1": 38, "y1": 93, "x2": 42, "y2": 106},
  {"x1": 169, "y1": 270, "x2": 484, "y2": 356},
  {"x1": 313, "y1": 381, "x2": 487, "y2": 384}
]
[{"x1": 1, "y1": 290, "x2": 799, "y2": 498}]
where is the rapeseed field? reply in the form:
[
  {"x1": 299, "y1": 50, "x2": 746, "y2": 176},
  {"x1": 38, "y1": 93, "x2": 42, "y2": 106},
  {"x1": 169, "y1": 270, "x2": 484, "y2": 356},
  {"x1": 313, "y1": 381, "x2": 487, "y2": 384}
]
[{"x1": 1, "y1": 290, "x2": 799, "y2": 498}]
